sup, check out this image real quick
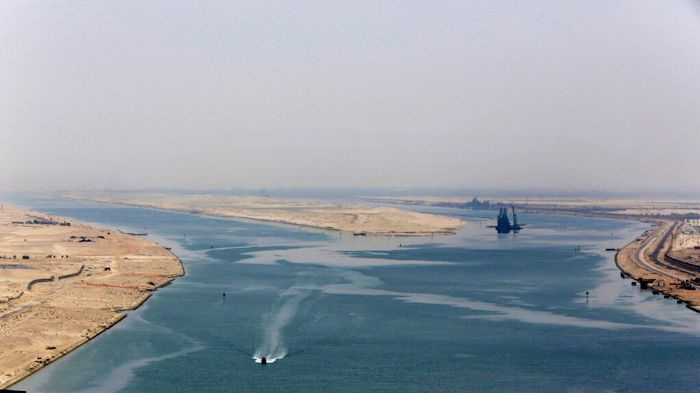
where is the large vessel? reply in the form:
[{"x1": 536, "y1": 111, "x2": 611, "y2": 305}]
[{"x1": 495, "y1": 206, "x2": 523, "y2": 233}]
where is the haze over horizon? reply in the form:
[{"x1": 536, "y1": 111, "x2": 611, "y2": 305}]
[{"x1": 3, "y1": 1, "x2": 700, "y2": 193}]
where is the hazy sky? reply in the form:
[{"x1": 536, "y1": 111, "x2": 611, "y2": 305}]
[{"x1": 3, "y1": 1, "x2": 700, "y2": 192}]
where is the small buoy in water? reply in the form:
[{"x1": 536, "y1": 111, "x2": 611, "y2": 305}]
[
  {"x1": 261, "y1": 357, "x2": 267, "y2": 365},
  {"x1": 223, "y1": 293, "x2": 226, "y2": 299}
]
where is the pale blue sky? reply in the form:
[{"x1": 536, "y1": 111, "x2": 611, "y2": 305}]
[{"x1": 2, "y1": 1, "x2": 700, "y2": 191}]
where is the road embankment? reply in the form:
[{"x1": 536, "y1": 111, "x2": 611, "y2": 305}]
[{"x1": 615, "y1": 220, "x2": 700, "y2": 313}]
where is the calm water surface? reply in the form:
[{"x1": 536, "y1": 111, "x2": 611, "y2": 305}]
[{"x1": 5, "y1": 196, "x2": 700, "y2": 392}]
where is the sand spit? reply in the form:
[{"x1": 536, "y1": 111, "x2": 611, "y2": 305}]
[
  {"x1": 64, "y1": 193, "x2": 466, "y2": 236},
  {"x1": 0, "y1": 204, "x2": 184, "y2": 388}
]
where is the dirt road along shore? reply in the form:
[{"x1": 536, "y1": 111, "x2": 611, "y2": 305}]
[
  {"x1": 0, "y1": 204, "x2": 184, "y2": 388},
  {"x1": 615, "y1": 220, "x2": 700, "y2": 313}
]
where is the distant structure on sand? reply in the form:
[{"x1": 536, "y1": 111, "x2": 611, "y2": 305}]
[
  {"x1": 434, "y1": 197, "x2": 490, "y2": 210},
  {"x1": 496, "y1": 206, "x2": 523, "y2": 233}
]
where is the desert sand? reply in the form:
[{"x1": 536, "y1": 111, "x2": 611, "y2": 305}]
[
  {"x1": 0, "y1": 204, "x2": 183, "y2": 388},
  {"x1": 64, "y1": 193, "x2": 466, "y2": 236}
]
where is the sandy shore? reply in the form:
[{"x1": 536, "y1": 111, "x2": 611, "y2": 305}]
[
  {"x1": 64, "y1": 193, "x2": 466, "y2": 236},
  {"x1": 613, "y1": 220, "x2": 700, "y2": 312},
  {"x1": 0, "y1": 204, "x2": 184, "y2": 388}
]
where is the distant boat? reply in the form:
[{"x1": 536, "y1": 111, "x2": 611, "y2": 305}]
[
  {"x1": 354, "y1": 232, "x2": 367, "y2": 236},
  {"x1": 261, "y1": 357, "x2": 267, "y2": 365}
]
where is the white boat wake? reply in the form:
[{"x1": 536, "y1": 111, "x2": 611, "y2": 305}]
[{"x1": 253, "y1": 286, "x2": 313, "y2": 363}]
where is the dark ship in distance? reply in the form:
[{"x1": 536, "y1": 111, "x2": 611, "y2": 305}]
[{"x1": 495, "y1": 206, "x2": 524, "y2": 233}]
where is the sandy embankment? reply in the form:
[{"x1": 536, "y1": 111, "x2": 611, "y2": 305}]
[
  {"x1": 615, "y1": 221, "x2": 700, "y2": 312},
  {"x1": 0, "y1": 204, "x2": 184, "y2": 388},
  {"x1": 64, "y1": 193, "x2": 466, "y2": 236}
]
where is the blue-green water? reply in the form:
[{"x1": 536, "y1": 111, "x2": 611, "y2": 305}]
[{"x1": 5, "y1": 196, "x2": 700, "y2": 392}]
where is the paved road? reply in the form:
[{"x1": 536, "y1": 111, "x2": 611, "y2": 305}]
[{"x1": 632, "y1": 221, "x2": 679, "y2": 280}]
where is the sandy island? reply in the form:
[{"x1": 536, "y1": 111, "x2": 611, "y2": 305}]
[
  {"x1": 0, "y1": 204, "x2": 184, "y2": 388},
  {"x1": 64, "y1": 193, "x2": 466, "y2": 236}
]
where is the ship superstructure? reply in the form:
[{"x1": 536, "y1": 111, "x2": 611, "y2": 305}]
[{"x1": 495, "y1": 206, "x2": 523, "y2": 233}]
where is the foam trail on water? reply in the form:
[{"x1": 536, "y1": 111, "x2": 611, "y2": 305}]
[
  {"x1": 76, "y1": 339, "x2": 205, "y2": 393},
  {"x1": 253, "y1": 286, "x2": 313, "y2": 363},
  {"x1": 72, "y1": 321, "x2": 205, "y2": 393}
]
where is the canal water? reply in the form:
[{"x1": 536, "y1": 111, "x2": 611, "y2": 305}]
[{"x1": 5, "y1": 196, "x2": 700, "y2": 392}]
